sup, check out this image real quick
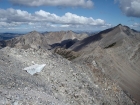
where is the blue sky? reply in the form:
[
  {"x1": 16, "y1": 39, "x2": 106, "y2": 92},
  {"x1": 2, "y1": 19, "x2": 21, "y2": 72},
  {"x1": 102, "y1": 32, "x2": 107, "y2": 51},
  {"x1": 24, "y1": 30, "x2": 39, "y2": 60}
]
[{"x1": 0, "y1": 0, "x2": 140, "y2": 33}]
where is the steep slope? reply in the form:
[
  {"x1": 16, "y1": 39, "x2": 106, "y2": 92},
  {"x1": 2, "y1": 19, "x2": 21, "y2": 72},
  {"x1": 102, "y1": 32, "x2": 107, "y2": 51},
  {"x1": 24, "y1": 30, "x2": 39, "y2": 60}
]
[
  {"x1": 43, "y1": 31, "x2": 88, "y2": 48},
  {"x1": 0, "y1": 47, "x2": 134, "y2": 105},
  {"x1": 2, "y1": 31, "x2": 50, "y2": 50},
  {"x1": 70, "y1": 24, "x2": 140, "y2": 104}
]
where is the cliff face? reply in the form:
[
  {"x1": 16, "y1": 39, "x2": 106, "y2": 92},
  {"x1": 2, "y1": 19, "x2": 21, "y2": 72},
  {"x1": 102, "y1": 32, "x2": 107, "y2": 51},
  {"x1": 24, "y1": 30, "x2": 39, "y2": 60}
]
[{"x1": 71, "y1": 24, "x2": 140, "y2": 104}]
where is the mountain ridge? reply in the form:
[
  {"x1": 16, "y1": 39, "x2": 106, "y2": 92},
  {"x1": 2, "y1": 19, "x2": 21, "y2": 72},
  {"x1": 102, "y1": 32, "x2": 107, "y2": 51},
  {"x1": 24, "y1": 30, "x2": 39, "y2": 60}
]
[
  {"x1": 70, "y1": 24, "x2": 140, "y2": 104},
  {"x1": 0, "y1": 30, "x2": 88, "y2": 50}
]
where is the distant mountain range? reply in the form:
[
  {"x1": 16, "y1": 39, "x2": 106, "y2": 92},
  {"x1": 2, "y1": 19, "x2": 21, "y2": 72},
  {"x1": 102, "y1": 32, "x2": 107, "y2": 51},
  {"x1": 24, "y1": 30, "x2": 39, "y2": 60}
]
[
  {"x1": 0, "y1": 30, "x2": 88, "y2": 50},
  {"x1": 43, "y1": 30, "x2": 88, "y2": 49}
]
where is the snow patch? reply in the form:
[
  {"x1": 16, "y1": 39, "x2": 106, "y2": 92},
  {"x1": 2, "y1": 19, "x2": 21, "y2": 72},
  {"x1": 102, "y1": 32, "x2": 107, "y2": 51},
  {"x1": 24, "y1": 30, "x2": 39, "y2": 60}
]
[{"x1": 23, "y1": 64, "x2": 46, "y2": 75}]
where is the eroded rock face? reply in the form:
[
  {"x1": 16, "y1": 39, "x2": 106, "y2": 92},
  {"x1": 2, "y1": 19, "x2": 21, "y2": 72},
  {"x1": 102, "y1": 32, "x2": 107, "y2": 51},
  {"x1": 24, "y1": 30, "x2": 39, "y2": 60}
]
[
  {"x1": 71, "y1": 24, "x2": 140, "y2": 104},
  {"x1": 0, "y1": 47, "x2": 134, "y2": 105}
]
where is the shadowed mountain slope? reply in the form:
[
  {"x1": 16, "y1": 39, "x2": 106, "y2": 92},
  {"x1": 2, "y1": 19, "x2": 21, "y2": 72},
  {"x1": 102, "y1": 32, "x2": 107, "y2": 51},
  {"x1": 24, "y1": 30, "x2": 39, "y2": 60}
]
[
  {"x1": 43, "y1": 30, "x2": 88, "y2": 48},
  {"x1": 70, "y1": 24, "x2": 140, "y2": 104}
]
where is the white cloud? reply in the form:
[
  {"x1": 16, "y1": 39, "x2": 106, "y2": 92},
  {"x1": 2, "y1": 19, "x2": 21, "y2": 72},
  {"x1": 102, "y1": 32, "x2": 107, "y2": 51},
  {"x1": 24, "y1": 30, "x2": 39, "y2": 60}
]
[
  {"x1": 34, "y1": 11, "x2": 106, "y2": 25},
  {"x1": 35, "y1": 10, "x2": 59, "y2": 23},
  {"x1": 69, "y1": 13, "x2": 103, "y2": 25},
  {"x1": 0, "y1": 8, "x2": 105, "y2": 25},
  {"x1": 60, "y1": 25, "x2": 70, "y2": 28},
  {"x1": 130, "y1": 22, "x2": 140, "y2": 28},
  {"x1": 10, "y1": 0, "x2": 93, "y2": 8},
  {"x1": 116, "y1": 0, "x2": 140, "y2": 18},
  {"x1": 0, "y1": 8, "x2": 33, "y2": 22},
  {"x1": 0, "y1": 8, "x2": 111, "y2": 31},
  {"x1": 0, "y1": 22, "x2": 22, "y2": 28}
]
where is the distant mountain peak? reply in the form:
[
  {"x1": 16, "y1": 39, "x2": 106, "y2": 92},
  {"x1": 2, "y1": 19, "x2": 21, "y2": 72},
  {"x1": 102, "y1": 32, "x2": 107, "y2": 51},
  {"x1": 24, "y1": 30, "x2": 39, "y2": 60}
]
[
  {"x1": 117, "y1": 24, "x2": 122, "y2": 26},
  {"x1": 67, "y1": 30, "x2": 73, "y2": 33},
  {"x1": 115, "y1": 24, "x2": 131, "y2": 29},
  {"x1": 70, "y1": 24, "x2": 140, "y2": 51},
  {"x1": 115, "y1": 24, "x2": 123, "y2": 29},
  {"x1": 29, "y1": 31, "x2": 40, "y2": 34}
]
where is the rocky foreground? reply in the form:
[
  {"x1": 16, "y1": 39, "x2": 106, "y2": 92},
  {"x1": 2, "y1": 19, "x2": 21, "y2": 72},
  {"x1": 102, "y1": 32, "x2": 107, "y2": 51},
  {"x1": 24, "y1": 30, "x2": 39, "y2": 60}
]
[{"x1": 0, "y1": 47, "x2": 135, "y2": 105}]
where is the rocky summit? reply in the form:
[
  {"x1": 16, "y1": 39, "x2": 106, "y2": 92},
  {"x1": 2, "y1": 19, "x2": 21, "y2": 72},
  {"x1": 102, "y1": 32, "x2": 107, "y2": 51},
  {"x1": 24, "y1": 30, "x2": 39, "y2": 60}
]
[{"x1": 0, "y1": 25, "x2": 139, "y2": 105}]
